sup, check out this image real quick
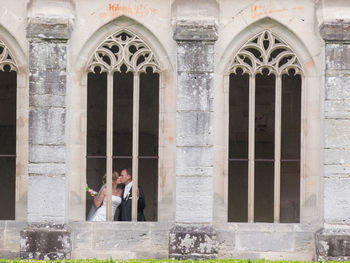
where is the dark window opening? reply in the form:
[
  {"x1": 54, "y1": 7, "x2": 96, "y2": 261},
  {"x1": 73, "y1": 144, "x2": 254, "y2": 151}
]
[
  {"x1": 280, "y1": 73, "x2": 301, "y2": 223},
  {"x1": 86, "y1": 67, "x2": 159, "y2": 222},
  {"x1": 228, "y1": 68, "x2": 301, "y2": 223},
  {"x1": 0, "y1": 69, "x2": 17, "y2": 220}
]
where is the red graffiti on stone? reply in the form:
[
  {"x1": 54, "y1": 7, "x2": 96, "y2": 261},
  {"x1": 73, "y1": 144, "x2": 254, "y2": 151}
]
[
  {"x1": 105, "y1": 3, "x2": 158, "y2": 18},
  {"x1": 250, "y1": 4, "x2": 303, "y2": 19}
]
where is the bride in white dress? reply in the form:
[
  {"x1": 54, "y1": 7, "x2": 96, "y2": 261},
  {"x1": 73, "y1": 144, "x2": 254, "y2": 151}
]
[{"x1": 87, "y1": 171, "x2": 122, "y2": 221}]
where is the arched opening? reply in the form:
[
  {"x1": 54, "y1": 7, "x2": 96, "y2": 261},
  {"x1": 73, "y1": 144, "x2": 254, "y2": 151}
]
[
  {"x1": 85, "y1": 30, "x2": 160, "y2": 222},
  {"x1": 228, "y1": 31, "x2": 303, "y2": 223},
  {"x1": 0, "y1": 41, "x2": 18, "y2": 220}
]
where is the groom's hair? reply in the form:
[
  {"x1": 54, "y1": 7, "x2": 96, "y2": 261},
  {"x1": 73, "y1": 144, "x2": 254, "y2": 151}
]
[{"x1": 126, "y1": 168, "x2": 132, "y2": 179}]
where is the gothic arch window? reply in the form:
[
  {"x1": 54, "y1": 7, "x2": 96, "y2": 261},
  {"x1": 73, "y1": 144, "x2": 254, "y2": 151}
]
[
  {"x1": 0, "y1": 40, "x2": 17, "y2": 220},
  {"x1": 86, "y1": 29, "x2": 160, "y2": 221},
  {"x1": 228, "y1": 31, "x2": 303, "y2": 223}
]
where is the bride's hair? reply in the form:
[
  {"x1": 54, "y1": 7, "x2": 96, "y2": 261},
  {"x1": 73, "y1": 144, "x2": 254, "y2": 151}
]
[{"x1": 102, "y1": 171, "x2": 119, "y2": 184}]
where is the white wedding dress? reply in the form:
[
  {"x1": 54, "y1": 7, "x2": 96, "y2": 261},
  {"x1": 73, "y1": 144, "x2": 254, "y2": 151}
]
[{"x1": 89, "y1": 195, "x2": 122, "y2": 221}]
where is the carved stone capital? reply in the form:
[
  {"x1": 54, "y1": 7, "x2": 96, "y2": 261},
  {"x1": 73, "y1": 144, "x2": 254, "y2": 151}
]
[
  {"x1": 27, "y1": 17, "x2": 72, "y2": 41},
  {"x1": 174, "y1": 21, "x2": 218, "y2": 42},
  {"x1": 320, "y1": 21, "x2": 350, "y2": 42}
]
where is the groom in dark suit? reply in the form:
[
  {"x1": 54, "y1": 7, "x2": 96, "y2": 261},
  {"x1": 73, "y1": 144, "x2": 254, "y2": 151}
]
[{"x1": 118, "y1": 168, "x2": 146, "y2": 221}]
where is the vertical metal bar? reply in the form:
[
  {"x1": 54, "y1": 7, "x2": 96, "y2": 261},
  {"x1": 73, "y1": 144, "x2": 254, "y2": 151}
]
[
  {"x1": 274, "y1": 75, "x2": 282, "y2": 223},
  {"x1": 106, "y1": 72, "x2": 113, "y2": 221},
  {"x1": 248, "y1": 74, "x2": 255, "y2": 223},
  {"x1": 132, "y1": 73, "x2": 140, "y2": 221}
]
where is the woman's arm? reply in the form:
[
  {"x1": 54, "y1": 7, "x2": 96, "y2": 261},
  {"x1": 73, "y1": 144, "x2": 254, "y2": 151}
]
[{"x1": 92, "y1": 187, "x2": 106, "y2": 208}]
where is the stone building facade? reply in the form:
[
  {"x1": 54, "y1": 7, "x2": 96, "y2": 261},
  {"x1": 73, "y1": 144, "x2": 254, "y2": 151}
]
[{"x1": 0, "y1": 0, "x2": 349, "y2": 260}]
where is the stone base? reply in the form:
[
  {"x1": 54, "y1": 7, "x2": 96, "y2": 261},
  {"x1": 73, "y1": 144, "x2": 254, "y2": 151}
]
[
  {"x1": 20, "y1": 224, "x2": 71, "y2": 260},
  {"x1": 316, "y1": 228, "x2": 350, "y2": 261},
  {"x1": 169, "y1": 224, "x2": 218, "y2": 259}
]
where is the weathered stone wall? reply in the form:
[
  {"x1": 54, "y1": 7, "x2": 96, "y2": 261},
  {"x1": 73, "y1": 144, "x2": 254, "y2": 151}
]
[
  {"x1": 0, "y1": 0, "x2": 349, "y2": 260},
  {"x1": 316, "y1": 0, "x2": 350, "y2": 258},
  {"x1": 1, "y1": 221, "x2": 318, "y2": 260},
  {"x1": 170, "y1": 0, "x2": 218, "y2": 258},
  {"x1": 0, "y1": 221, "x2": 26, "y2": 258},
  {"x1": 215, "y1": 224, "x2": 316, "y2": 260},
  {"x1": 323, "y1": 42, "x2": 350, "y2": 225},
  {"x1": 69, "y1": 222, "x2": 169, "y2": 259},
  {"x1": 27, "y1": 17, "x2": 71, "y2": 224},
  {"x1": 20, "y1": 224, "x2": 71, "y2": 260},
  {"x1": 20, "y1": 7, "x2": 73, "y2": 259},
  {"x1": 174, "y1": 22, "x2": 216, "y2": 223}
]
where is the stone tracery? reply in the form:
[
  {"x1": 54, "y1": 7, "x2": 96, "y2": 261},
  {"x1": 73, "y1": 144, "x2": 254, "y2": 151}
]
[
  {"x1": 230, "y1": 30, "x2": 303, "y2": 76},
  {"x1": 0, "y1": 40, "x2": 17, "y2": 72},
  {"x1": 87, "y1": 30, "x2": 160, "y2": 74}
]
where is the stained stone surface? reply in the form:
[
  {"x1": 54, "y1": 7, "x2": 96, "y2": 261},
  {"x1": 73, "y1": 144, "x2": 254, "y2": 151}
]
[
  {"x1": 320, "y1": 21, "x2": 350, "y2": 261},
  {"x1": 320, "y1": 22, "x2": 350, "y2": 42},
  {"x1": 20, "y1": 224, "x2": 71, "y2": 260},
  {"x1": 324, "y1": 43, "x2": 350, "y2": 224},
  {"x1": 26, "y1": 17, "x2": 70, "y2": 224},
  {"x1": 316, "y1": 228, "x2": 350, "y2": 261},
  {"x1": 169, "y1": 224, "x2": 218, "y2": 259},
  {"x1": 0, "y1": 0, "x2": 347, "y2": 261}
]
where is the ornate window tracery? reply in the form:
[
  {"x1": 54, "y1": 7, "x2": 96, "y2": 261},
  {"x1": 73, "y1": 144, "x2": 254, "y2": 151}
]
[
  {"x1": 87, "y1": 30, "x2": 160, "y2": 73},
  {"x1": 228, "y1": 31, "x2": 303, "y2": 223},
  {"x1": 230, "y1": 31, "x2": 302, "y2": 76}
]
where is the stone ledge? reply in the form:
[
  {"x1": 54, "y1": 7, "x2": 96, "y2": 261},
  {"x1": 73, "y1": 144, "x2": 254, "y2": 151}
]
[{"x1": 320, "y1": 22, "x2": 350, "y2": 41}]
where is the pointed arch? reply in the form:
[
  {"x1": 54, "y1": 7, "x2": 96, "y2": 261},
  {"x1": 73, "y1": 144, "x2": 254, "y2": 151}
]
[
  {"x1": 219, "y1": 17, "x2": 316, "y2": 78},
  {"x1": 230, "y1": 30, "x2": 304, "y2": 76},
  {"x1": 214, "y1": 17, "x2": 322, "y2": 224},
  {"x1": 68, "y1": 15, "x2": 175, "y2": 222},
  {"x1": 0, "y1": 24, "x2": 28, "y2": 221},
  {"x1": 75, "y1": 15, "x2": 172, "y2": 75},
  {"x1": 87, "y1": 29, "x2": 161, "y2": 74}
]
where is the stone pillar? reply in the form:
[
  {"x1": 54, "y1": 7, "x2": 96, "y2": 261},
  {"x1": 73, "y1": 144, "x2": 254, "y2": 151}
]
[
  {"x1": 20, "y1": 17, "x2": 72, "y2": 259},
  {"x1": 170, "y1": 0, "x2": 218, "y2": 256},
  {"x1": 316, "y1": 17, "x2": 350, "y2": 260}
]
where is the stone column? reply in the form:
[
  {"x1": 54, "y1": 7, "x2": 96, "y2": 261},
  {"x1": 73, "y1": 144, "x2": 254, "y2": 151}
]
[
  {"x1": 169, "y1": 4, "x2": 218, "y2": 256},
  {"x1": 316, "y1": 20, "x2": 350, "y2": 261},
  {"x1": 20, "y1": 17, "x2": 71, "y2": 259}
]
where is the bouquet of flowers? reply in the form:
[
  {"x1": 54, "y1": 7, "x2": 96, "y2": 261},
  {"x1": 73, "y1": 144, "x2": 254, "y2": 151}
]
[{"x1": 86, "y1": 184, "x2": 98, "y2": 196}]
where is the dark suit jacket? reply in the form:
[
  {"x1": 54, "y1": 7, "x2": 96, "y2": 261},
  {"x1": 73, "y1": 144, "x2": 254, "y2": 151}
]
[{"x1": 118, "y1": 185, "x2": 146, "y2": 221}]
